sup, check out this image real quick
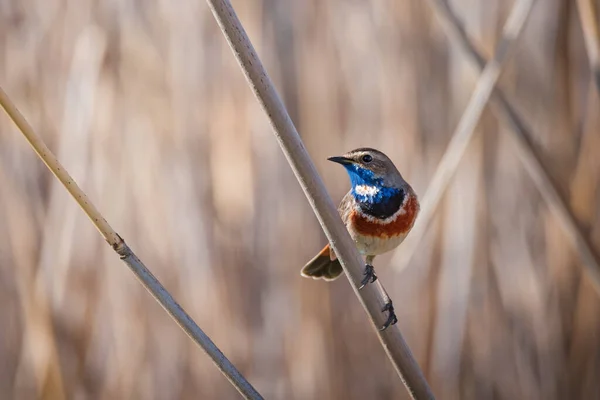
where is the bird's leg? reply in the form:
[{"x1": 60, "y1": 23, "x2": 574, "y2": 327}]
[
  {"x1": 358, "y1": 256, "x2": 397, "y2": 330},
  {"x1": 359, "y1": 255, "x2": 378, "y2": 289},
  {"x1": 375, "y1": 280, "x2": 398, "y2": 331}
]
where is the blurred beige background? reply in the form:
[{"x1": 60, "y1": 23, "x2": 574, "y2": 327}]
[{"x1": 1, "y1": 0, "x2": 599, "y2": 399}]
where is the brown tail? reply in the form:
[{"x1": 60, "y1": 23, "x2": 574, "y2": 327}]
[{"x1": 300, "y1": 244, "x2": 343, "y2": 281}]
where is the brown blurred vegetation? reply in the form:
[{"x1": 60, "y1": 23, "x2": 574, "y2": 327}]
[{"x1": 1, "y1": 0, "x2": 599, "y2": 399}]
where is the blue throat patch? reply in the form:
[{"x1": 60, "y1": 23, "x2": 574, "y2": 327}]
[{"x1": 343, "y1": 164, "x2": 405, "y2": 219}]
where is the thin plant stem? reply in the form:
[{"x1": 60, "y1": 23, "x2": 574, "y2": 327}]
[
  {"x1": 414, "y1": 0, "x2": 600, "y2": 295},
  {"x1": 204, "y1": 0, "x2": 435, "y2": 399},
  {"x1": 391, "y1": 0, "x2": 537, "y2": 272},
  {"x1": 0, "y1": 85, "x2": 264, "y2": 400}
]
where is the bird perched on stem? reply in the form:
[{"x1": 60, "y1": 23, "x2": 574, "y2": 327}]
[{"x1": 301, "y1": 148, "x2": 420, "y2": 330}]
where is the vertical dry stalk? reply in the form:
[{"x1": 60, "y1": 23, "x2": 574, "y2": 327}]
[
  {"x1": 0, "y1": 168, "x2": 67, "y2": 400},
  {"x1": 424, "y1": 0, "x2": 600, "y2": 295},
  {"x1": 0, "y1": 85, "x2": 263, "y2": 400},
  {"x1": 204, "y1": 0, "x2": 435, "y2": 399},
  {"x1": 391, "y1": 0, "x2": 537, "y2": 272}
]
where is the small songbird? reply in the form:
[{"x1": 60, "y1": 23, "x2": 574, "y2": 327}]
[{"x1": 300, "y1": 148, "x2": 420, "y2": 330}]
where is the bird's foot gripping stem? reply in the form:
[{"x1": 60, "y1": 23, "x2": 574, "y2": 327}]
[
  {"x1": 359, "y1": 264, "x2": 378, "y2": 289},
  {"x1": 379, "y1": 300, "x2": 398, "y2": 331}
]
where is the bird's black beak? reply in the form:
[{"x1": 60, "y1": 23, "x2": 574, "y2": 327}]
[{"x1": 327, "y1": 156, "x2": 353, "y2": 165}]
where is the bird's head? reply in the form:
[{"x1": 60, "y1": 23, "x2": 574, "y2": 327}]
[{"x1": 328, "y1": 148, "x2": 405, "y2": 195}]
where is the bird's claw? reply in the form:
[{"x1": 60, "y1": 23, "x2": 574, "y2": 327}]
[
  {"x1": 379, "y1": 300, "x2": 398, "y2": 331},
  {"x1": 359, "y1": 264, "x2": 377, "y2": 289},
  {"x1": 357, "y1": 264, "x2": 395, "y2": 330}
]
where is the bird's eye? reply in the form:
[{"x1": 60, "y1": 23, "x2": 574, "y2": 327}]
[{"x1": 362, "y1": 154, "x2": 373, "y2": 163}]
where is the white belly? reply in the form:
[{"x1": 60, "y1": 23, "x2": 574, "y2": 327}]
[{"x1": 351, "y1": 231, "x2": 407, "y2": 256}]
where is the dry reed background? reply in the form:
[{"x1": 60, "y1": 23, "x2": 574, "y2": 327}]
[{"x1": 0, "y1": 0, "x2": 599, "y2": 399}]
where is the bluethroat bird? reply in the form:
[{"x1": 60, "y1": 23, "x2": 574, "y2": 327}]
[{"x1": 301, "y1": 148, "x2": 420, "y2": 330}]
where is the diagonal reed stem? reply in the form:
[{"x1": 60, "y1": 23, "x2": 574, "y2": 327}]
[
  {"x1": 0, "y1": 86, "x2": 264, "y2": 400},
  {"x1": 391, "y1": 0, "x2": 537, "y2": 272},
  {"x1": 411, "y1": 0, "x2": 600, "y2": 295},
  {"x1": 204, "y1": 0, "x2": 435, "y2": 399}
]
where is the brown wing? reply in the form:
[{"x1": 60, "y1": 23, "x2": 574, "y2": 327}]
[
  {"x1": 299, "y1": 191, "x2": 353, "y2": 282},
  {"x1": 338, "y1": 191, "x2": 355, "y2": 225},
  {"x1": 322, "y1": 191, "x2": 355, "y2": 263}
]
